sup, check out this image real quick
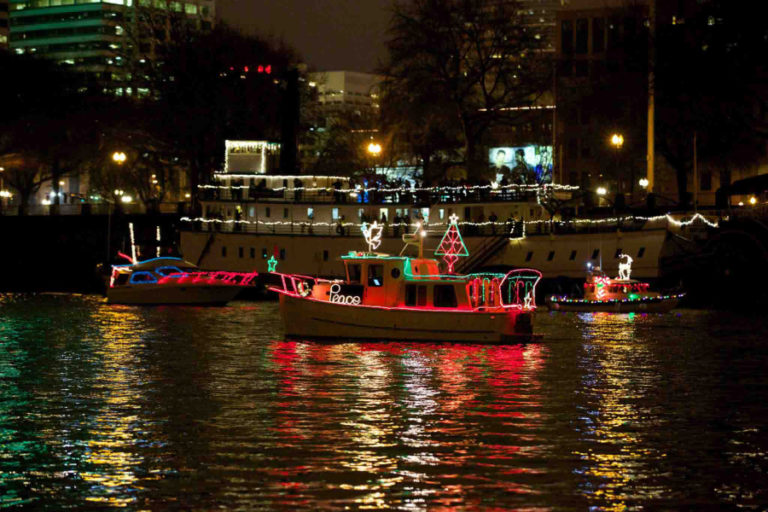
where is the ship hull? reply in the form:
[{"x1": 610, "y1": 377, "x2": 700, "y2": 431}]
[
  {"x1": 278, "y1": 292, "x2": 536, "y2": 343},
  {"x1": 547, "y1": 294, "x2": 683, "y2": 313},
  {"x1": 107, "y1": 284, "x2": 242, "y2": 305}
]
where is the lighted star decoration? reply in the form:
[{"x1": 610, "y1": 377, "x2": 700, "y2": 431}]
[
  {"x1": 361, "y1": 221, "x2": 383, "y2": 252},
  {"x1": 267, "y1": 255, "x2": 278, "y2": 272}
]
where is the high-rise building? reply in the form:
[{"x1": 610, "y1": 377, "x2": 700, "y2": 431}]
[
  {"x1": 8, "y1": 0, "x2": 215, "y2": 91},
  {"x1": 0, "y1": 0, "x2": 9, "y2": 48},
  {"x1": 309, "y1": 71, "x2": 383, "y2": 118},
  {"x1": 516, "y1": 0, "x2": 562, "y2": 53}
]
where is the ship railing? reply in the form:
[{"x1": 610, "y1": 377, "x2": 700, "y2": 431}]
[
  {"x1": 199, "y1": 187, "x2": 543, "y2": 205},
  {"x1": 157, "y1": 271, "x2": 258, "y2": 286},
  {"x1": 499, "y1": 269, "x2": 542, "y2": 310}
]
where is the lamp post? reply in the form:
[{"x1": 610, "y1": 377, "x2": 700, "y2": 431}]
[
  {"x1": 107, "y1": 152, "x2": 127, "y2": 262},
  {"x1": 366, "y1": 141, "x2": 382, "y2": 173},
  {"x1": 609, "y1": 133, "x2": 625, "y2": 197}
]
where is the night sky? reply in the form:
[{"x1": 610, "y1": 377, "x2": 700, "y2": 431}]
[{"x1": 218, "y1": 0, "x2": 392, "y2": 73}]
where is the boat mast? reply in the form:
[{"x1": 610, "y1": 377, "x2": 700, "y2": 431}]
[{"x1": 647, "y1": 0, "x2": 656, "y2": 193}]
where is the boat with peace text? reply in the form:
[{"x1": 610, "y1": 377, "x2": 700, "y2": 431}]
[
  {"x1": 268, "y1": 216, "x2": 542, "y2": 343},
  {"x1": 546, "y1": 254, "x2": 685, "y2": 313}
]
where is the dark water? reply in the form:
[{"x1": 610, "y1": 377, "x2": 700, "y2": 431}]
[{"x1": 1, "y1": 295, "x2": 767, "y2": 510}]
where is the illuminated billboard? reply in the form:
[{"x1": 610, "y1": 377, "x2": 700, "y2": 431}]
[{"x1": 489, "y1": 145, "x2": 553, "y2": 184}]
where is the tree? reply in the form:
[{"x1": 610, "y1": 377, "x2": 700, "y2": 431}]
[
  {"x1": 143, "y1": 25, "x2": 302, "y2": 211},
  {"x1": 382, "y1": 0, "x2": 551, "y2": 180},
  {"x1": 654, "y1": 1, "x2": 768, "y2": 205},
  {"x1": 0, "y1": 52, "x2": 104, "y2": 214}
]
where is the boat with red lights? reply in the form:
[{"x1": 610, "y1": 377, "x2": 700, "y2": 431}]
[
  {"x1": 107, "y1": 257, "x2": 258, "y2": 305},
  {"x1": 269, "y1": 223, "x2": 542, "y2": 343},
  {"x1": 547, "y1": 255, "x2": 684, "y2": 313}
]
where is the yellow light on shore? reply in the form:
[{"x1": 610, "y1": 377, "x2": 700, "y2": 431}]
[
  {"x1": 639, "y1": 178, "x2": 649, "y2": 188},
  {"x1": 749, "y1": 196, "x2": 757, "y2": 205},
  {"x1": 367, "y1": 142, "x2": 382, "y2": 156},
  {"x1": 112, "y1": 151, "x2": 127, "y2": 164},
  {"x1": 610, "y1": 133, "x2": 624, "y2": 148},
  {"x1": 596, "y1": 187, "x2": 607, "y2": 196}
]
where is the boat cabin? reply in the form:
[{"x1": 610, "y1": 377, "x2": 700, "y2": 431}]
[{"x1": 305, "y1": 252, "x2": 536, "y2": 311}]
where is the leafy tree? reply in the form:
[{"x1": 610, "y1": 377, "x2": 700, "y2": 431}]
[{"x1": 382, "y1": 0, "x2": 551, "y2": 180}]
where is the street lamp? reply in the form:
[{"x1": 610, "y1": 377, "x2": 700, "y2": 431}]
[
  {"x1": 610, "y1": 133, "x2": 624, "y2": 148},
  {"x1": 112, "y1": 151, "x2": 127, "y2": 164},
  {"x1": 596, "y1": 186, "x2": 607, "y2": 196},
  {"x1": 367, "y1": 142, "x2": 382, "y2": 156},
  {"x1": 749, "y1": 196, "x2": 757, "y2": 205},
  {"x1": 639, "y1": 178, "x2": 649, "y2": 188}
]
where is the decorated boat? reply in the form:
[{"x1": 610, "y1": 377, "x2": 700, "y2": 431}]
[
  {"x1": 547, "y1": 254, "x2": 684, "y2": 313},
  {"x1": 107, "y1": 256, "x2": 258, "y2": 305},
  {"x1": 269, "y1": 216, "x2": 542, "y2": 343}
]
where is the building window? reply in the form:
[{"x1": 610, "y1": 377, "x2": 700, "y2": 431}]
[
  {"x1": 575, "y1": 18, "x2": 588, "y2": 54},
  {"x1": 561, "y1": 20, "x2": 573, "y2": 54},
  {"x1": 593, "y1": 17, "x2": 605, "y2": 53}
]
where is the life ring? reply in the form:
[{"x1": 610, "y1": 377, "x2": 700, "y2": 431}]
[{"x1": 297, "y1": 281, "x2": 311, "y2": 297}]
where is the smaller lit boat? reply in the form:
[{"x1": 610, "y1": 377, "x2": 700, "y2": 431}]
[
  {"x1": 107, "y1": 257, "x2": 257, "y2": 305},
  {"x1": 547, "y1": 254, "x2": 684, "y2": 313}
]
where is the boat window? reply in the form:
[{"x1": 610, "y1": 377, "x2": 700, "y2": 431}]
[
  {"x1": 239, "y1": 247, "x2": 244, "y2": 258},
  {"x1": 569, "y1": 250, "x2": 577, "y2": 260},
  {"x1": 115, "y1": 273, "x2": 130, "y2": 286},
  {"x1": 323, "y1": 250, "x2": 329, "y2": 262},
  {"x1": 156, "y1": 266, "x2": 183, "y2": 276},
  {"x1": 129, "y1": 271, "x2": 157, "y2": 284},
  {"x1": 417, "y1": 286, "x2": 427, "y2": 306},
  {"x1": 391, "y1": 268, "x2": 401, "y2": 279},
  {"x1": 405, "y1": 285, "x2": 417, "y2": 306},
  {"x1": 547, "y1": 251, "x2": 555, "y2": 261},
  {"x1": 280, "y1": 248, "x2": 286, "y2": 260},
  {"x1": 591, "y1": 249, "x2": 600, "y2": 260},
  {"x1": 250, "y1": 248, "x2": 256, "y2": 259},
  {"x1": 368, "y1": 264, "x2": 384, "y2": 287},
  {"x1": 434, "y1": 285, "x2": 458, "y2": 308},
  {"x1": 262, "y1": 248, "x2": 268, "y2": 259},
  {"x1": 348, "y1": 264, "x2": 362, "y2": 284},
  {"x1": 525, "y1": 251, "x2": 533, "y2": 262},
  {"x1": 615, "y1": 248, "x2": 622, "y2": 258},
  {"x1": 638, "y1": 247, "x2": 645, "y2": 258},
  {"x1": 222, "y1": 246, "x2": 227, "y2": 257}
]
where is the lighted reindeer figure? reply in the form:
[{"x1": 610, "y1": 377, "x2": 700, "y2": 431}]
[
  {"x1": 617, "y1": 253, "x2": 633, "y2": 281},
  {"x1": 361, "y1": 221, "x2": 383, "y2": 252}
]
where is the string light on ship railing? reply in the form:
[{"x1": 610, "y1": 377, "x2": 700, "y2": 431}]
[{"x1": 200, "y1": 181, "x2": 580, "y2": 194}]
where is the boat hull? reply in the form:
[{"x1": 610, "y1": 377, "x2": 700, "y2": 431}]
[
  {"x1": 107, "y1": 284, "x2": 242, "y2": 305},
  {"x1": 547, "y1": 294, "x2": 683, "y2": 313},
  {"x1": 278, "y1": 292, "x2": 536, "y2": 343}
]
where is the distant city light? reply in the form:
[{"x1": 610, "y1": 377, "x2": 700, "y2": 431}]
[
  {"x1": 112, "y1": 151, "x2": 127, "y2": 164},
  {"x1": 639, "y1": 178, "x2": 649, "y2": 188},
  {"x1": 749, "y1": 196, "x2": 757, "y2": 205},
  {"x1": 596, "y1": 187, "x2": 607, "y2": 196}
]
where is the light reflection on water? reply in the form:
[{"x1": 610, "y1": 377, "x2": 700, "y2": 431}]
[{"x1": 0, "y1": 295, "x2": 767, "y2": 510}]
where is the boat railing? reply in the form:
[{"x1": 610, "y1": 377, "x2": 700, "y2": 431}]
[
  {"x1": 499, "y1": 269, "x2": 542, "y2": 310},
  {"x1": 157, "y1": 271, "x2": 259, "y2": 286}
]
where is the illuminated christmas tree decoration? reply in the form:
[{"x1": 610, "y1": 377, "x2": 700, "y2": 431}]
[
  {"x1": 434, "y1": 214, "x2": 469, "y2": 273},
  {"x1": 268, "y1": 255, "x2": 278, "y2": 272},
  {"x1": 156, "y1": 226, "x2": 161, "y2": 258},
  {"x1": 129, "y1": 222, "x2": 137, "y2": 263},
  {"x1": 361, "y1": 221, "x2": 383, "y2": 252}
]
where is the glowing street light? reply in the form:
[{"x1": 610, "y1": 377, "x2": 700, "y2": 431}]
[
  {"x1": 610, "y1": 133, "x2": 624, "y2": 148},
  {"x1": 596, "y1": 186, "x2": 607, "y2": 196},
  {"x1": 112, "y1": 151, "x2": 127, "y2": 164},
  {"x1": 749, "y1": 196, "x2": 757, "y2": 205},
  {"x1": 367, "y1": 142, "x2": 382, "y2": 156},
  {"x1": 639, "y1": 178, "x2": 649, "y2": 188}
]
